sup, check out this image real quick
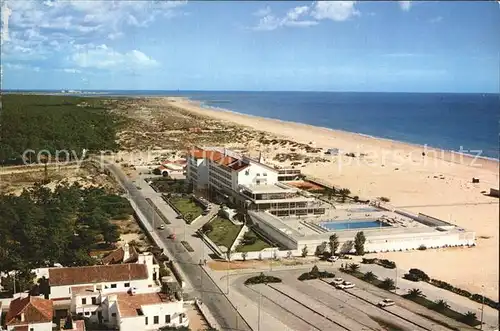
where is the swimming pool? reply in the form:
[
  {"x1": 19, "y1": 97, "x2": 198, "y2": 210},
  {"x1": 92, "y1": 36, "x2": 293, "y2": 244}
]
[{"x1": 320, "y1": 220, "x2": 390, "y2": 231}]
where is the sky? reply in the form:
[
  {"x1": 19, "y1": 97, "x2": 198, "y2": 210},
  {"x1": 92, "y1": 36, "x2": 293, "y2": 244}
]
[{"x1": 1, "y1": 0, "x2": 499, "y2": 93}]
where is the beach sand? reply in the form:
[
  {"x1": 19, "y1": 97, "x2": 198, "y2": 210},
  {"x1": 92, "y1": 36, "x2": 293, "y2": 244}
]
[{"x1": 163, "y1": 97, "x2": 499, "y2": 300}]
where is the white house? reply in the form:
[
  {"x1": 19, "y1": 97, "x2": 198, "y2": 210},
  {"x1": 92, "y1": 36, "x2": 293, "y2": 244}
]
[
  {"x1": 110, "y1": 292, "x2": 188, "y2": 331},
  {"x1": 48, "y1": 253, "x2": 159, "y2": 301},
  {"x1": 4, "y1": 296, "x2": 53, "y2": 331}
]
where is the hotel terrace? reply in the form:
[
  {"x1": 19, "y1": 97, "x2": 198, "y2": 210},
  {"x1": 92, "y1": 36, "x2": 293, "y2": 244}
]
[{"x1": 186, "y1": 147, "x2": 327, "y2": 216}]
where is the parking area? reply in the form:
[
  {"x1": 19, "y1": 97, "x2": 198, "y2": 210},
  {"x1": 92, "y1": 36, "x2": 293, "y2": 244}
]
[{"x1": 236, "y1": 270, "x2": 477, "y2": 331}]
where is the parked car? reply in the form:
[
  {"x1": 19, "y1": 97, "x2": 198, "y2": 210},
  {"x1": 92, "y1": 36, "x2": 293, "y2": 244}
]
[
  {"x1": 168, "y1": 233, "x2": 176, "y2": 240},
  {"x1": 158, "y1": 224, "x2": 165, "y2": 230},
  {"x1": 202, "y1": 210, "x2": 209, "y2": 216},
  {"x1": 331, "y1": 278, "x2": 344, "y2": 285},
  {"x1": 176, "y1": 215, "x2": 183, "y2": 219},
  {"x1": 378, "y1": 299, "x2": 395, "y2": 307},
  {"x1": 327, "y1": 255, "x2": 339, "y2": 262},
  {"x1": 336, "y1": 281, "x2": 355, "y2": 289}
]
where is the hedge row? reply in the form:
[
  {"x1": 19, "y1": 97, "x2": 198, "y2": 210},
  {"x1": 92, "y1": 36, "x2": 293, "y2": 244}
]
[
  {"x1": 361, "y1": 258, "x2": 396, "y2": 269},
  {"x1": 429, "y1": 278, "x2": 499, "y2": 310}
]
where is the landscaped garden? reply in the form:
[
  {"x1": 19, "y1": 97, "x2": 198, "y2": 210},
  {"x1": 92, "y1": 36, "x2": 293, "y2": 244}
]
[
  {"x1": 150, "y1": 178, "x2": 191, "y2": 194},
  {"x1": 236, "y1": 229, "x2": 272, "y2": 252},
  {"x1": 204, "y1": 217, "x2": 242, "y2": 249},
  {"x1": 169, "y1": 196, "x2": 203, "y2": 223}
]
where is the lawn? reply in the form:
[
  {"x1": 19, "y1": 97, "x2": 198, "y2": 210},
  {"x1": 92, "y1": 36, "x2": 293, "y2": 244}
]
[
  {"x1": 236, "y1": 229, "x2": 272, "y2": 252},
  {"x1": 169, "y1": 196, "x2": 203, "y2": 222},
  {"x1": 206, "y1": 217, "x2": 242, "y2": 249}
]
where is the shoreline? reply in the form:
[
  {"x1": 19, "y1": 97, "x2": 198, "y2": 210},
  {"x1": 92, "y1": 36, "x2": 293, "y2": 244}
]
[{"x1": 171, "y1": 96, "x2": 499, "y2": 173}]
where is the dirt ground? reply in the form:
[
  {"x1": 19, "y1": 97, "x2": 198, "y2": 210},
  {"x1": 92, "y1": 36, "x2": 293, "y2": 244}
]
[{"x1": 186, "y1": 305, "x2": 210, "y2": 331}]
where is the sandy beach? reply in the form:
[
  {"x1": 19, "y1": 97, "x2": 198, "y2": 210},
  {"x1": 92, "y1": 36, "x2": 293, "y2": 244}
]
[{"x1": 161, "y1": 96, "x2": 499, "y2": 300}]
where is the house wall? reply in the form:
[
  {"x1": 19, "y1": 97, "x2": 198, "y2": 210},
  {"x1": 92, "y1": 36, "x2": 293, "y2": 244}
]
[
  {"x1": 119, "y1": 302, "x2": 188, "y2": 331},
  {"x1": 7, "y1": 322, "x2": 52, "y2": 331},
  {"x1": 51, "y1": 279, "x2": 152, "y2": 300},
  {"x1": 237, "y1": 162, "x2": 278, "y2": 188}
]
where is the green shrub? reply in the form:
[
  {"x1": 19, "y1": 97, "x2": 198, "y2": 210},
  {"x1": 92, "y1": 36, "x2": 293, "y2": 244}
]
[
  {"x1": 298, "y1": 265, "x2": 335, "y2": 281},
  {"x1": 245, "y1": 273, "x2": 282, "y2": 285}
]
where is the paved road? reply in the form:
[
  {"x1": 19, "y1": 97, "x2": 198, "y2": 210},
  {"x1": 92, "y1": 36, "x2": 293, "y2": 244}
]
[{"x1": 106, "y1": 163, "x2": 251, "y2": 331}]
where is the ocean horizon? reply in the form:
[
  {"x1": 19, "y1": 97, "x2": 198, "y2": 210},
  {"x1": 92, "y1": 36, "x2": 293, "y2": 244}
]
[{"x1": 6, "y1": 90, "x2": 499, "y2": 160}]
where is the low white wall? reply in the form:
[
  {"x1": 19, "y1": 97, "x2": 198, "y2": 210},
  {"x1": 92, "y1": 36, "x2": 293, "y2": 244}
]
[
  {"x1": 229, "y1": 225, "x2": 248, "y2": 252},
  {"x1": 251, "y1": 216, "x2": 297, "y2": 250},
  {"x1": 230, "y1": 248, "x2": 301, "y2": 261}
]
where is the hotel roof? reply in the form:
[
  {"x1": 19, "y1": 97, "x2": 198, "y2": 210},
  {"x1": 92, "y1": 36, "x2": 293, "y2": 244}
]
[
  {"x1": 5, "y1": 296, "x2": 53, "y2": 326},
  {"x1": 116, "y1": 292, "x2": 170, "y2": 318},
  {"x1": 49, "y1": 263, "x2": 148, "y2": 286}
]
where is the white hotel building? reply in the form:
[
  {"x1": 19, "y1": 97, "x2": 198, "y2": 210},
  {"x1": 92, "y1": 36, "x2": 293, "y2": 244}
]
[{"x1": 186, "y1": 147, "x2": 326, "y2": 216}]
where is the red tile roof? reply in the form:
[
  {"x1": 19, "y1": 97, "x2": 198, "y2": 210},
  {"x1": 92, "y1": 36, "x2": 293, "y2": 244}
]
[
  {"x1": 102, "y1": 245, "x2": 138, "y2": 265},
  {"x1": 49, "y1": 264, "x2": 148, "y2": 286},
  {"x1": 5, "y1": 296, "x2": 53, "y2": 326},
  {"x1": 116, "y1": 292, "x2": 169, "y2": 317}
]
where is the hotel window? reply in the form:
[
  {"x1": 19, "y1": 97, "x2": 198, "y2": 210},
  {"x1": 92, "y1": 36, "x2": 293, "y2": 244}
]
[
  {"x1": 82, "y1": 298, "x2": 87, "y2": 305},
  {"x1": 145, "y1": 317, "x2": 148, "y2": 325},
  {"x1": 30, "y1": 328, "x2": 34, "y2": 331},
  {"x1": 111, "y1": 284, "x2": 117, "y2": 288},
  {"x1": 85, "y1": 312, "x2": 90, "y2": 316},
  {"x1": 165, "y1": 315, "x2": 171, "y2": 323},
  {"x1": 91, "y1": 312, "x2": 96, "y2": 316},
  {"x1": 91, "y1": 297, "x2": 97, "y2": 305},
  {"x1": 111, "y1": 313, "x2": 116, "y2": 317},
  {"x1": 154, "y1": 316, "x2": 159, "y2": 324},
  {"x1": 124, "y1": 282, "x2": 130, "y2": 287}
]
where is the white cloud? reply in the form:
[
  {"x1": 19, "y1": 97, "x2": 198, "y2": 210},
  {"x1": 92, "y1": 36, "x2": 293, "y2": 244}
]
[
  {"x1": 311, "y1": 1, "x2": 360, "y2": 21},
  {"x1": 2, "y1": 0, "x2": 187, "y2": 60},
  {"x1": 1, "y1": 1, "x2": 12, "y2": 44},
  {"x1": 71, "y1": 44, "x2": 159, "y2": 70},
  {"x1": 254, "y1": 5, "x2": 319, "y2": 31},
  {"x1": 254, "y1": 6, "x2": 271, "y2": 17},
  {"x1": 398, "y1": 1, "x2": 412, "y2": 12},
  {"x1": 62, "y1": 68, "x2": 81, "y2": 74},
  {"x1": 430, "y1": 16, "x2": 443, "y2": 23},
  {"x1": 2, "y1": 62, "x2": 41, "y2": 71}
]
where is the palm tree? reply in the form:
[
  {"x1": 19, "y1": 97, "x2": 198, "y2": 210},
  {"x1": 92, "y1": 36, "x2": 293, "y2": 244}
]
[
  {"x1": 363, "y1": 271, "x2": 377, "y2": 282},
  {"x1": 433, "y1": 299, "x2": 450, "y2": 311},
  {"x1": 348, "y1": 263, "x2": 360, "y2": 272},
  {"x1": 406, "y1": 288, "x2": 424, "y2": 299},
  {"x1": 462, "y1": 311, "x2": 477, "y2": 324},
  {"x1": 380, "y1": 278, "x2": 395, "y2": 290}
]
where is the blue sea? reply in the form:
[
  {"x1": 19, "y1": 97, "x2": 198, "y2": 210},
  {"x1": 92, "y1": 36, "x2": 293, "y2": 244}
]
[{"x1": 8, "y1": 90, "x2": 500, "y2": 159}]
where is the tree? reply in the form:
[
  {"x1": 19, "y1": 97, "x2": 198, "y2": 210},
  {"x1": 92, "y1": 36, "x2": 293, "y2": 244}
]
[
  {"x1": 406, "y1": 288, "x2": 425, "y2": 299},
  {"x1": 433, "y1": 299, "x2": 449, "y2": 311},
  {"x1": 354, "y1": 231, "x2": 366, "y2": 256},
  {"x1": 462, "y1": 311, "x2": 477, "y2": 324},
  {"x1": 315, "y1": 242, "x2": 327, "y2": 256},
  {"x1": 339, "y1": 188, "x2": 351, "y2": 202},
  {"x1": 161, "y1": 283, "x2": 176, "y2": 300},
  {"x1": 301, "y1": 245, "x2": 308, "y2": 257},
  {"x1": 363, "y1": 271, "x2": 377, "y2": 281},
  {"x1": 348, "y1": 263, "x2": 360, "y2": 272},
  {"x1": 103, "y1": 224, "x2": 120, "y2": 245},
  {"x1": 286, "y1": 251, "x2": 292, "y2": 259},
  {"x1": 379, "y1": 196, "x2": 390, "y2": 203},
  {"x1": 241, "y1": 252, "x2": 248, "y2": 262},
  {"x1": 201, "y1": 223, "x2": 213, "y2": 234},
  {"x1": 353, "y1": 196, "x2": 359, "y2": 202},
  {"x1": 380, "y1": 278, "x2": 395, "y2": 290},
  {"x1": 329, "y1": 234, "x2": 339, "y2": 255}
]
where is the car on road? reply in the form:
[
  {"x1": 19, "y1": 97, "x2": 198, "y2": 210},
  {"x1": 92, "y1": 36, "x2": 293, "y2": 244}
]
[
  {"x1": 158, "y1": 224, "x2": 165, "y2": 230},
  {"x1": 202, "y1": 210, "x2": 209, "y2": 216},
  {"x1": 331, "y1": 278, "x2": 344, "y2": 285},
  {"x1": 378, "y1": 299, "x2": 395, "y2": 307},
  {"x1": 176, "y1": 215, "x2": 183, "y2": 219},
  {"x1": 168, "y1": 233, "x2": 176, "y2": 239},
  {"x1": 335, "y1": 281, "x2": 355, "y2": 289},
  {"x1": 327, "y1": 255, "x2": 339, "y2": 262}
]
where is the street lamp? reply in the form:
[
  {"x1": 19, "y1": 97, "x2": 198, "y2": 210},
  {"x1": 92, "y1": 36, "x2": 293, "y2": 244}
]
[{"x1": 480, "y1": 285, "x2": 485, "y2": 330}]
